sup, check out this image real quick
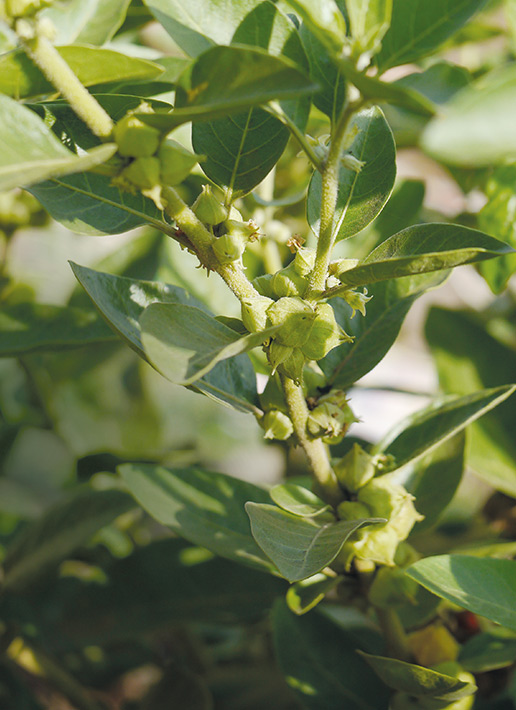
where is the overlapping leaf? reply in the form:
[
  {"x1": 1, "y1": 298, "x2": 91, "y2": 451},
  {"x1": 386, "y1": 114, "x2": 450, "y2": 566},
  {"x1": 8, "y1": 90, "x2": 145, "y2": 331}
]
[{"x1": 41, "y1": 0, "x2": 131, "y2": 45}]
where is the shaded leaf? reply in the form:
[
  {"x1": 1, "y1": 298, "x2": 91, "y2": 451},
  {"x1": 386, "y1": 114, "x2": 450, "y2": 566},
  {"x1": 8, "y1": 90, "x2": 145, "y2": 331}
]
[
  {"x1": 41, "y1": 0, "x2": 131, "y2": 45},
  {"x1": 347, "y1": 0, "x2": 392, "y2": 54},
  {"x1": 119, "y1": 463, "x2": 275, "y2": 572},
  {"x1": 299, "y1": 23, "x2": 346, "y2": 121},
  {"x1": 376, "y1": 0, "x2": 488, "y2": 72},
  {"x1": 0, "y1": 302, "x2": 115, "y2": 356},
  {"x1": 336, "y1": 223, "x2": 513, "y2": 288},
  {"x1": 286, "y1": 573, "x2": 340, "y2": 615},
  {"x1": 459, "y1": 632, "x2": 516, "y2": 673},
  {"x1": 3, "y1": 488, "x2": 133, "y2": 592},
  {"x1": 0, "y1": 46, "x2": 163, "y2": 99},
  {"x1": 308, "y1": 107, "x2": 396, "y2": 242},
  {"x1": 358, "y1": 652, "x2": 476, "y2": 700},
  {"x1": 407, "y1": 555, "x2": 516, "y2": 631},
  {"x1": 273, "y1": 600, "x2": 390, "y2": 710},
  {"x1": 246, "y1": 502, "x2": 382, "y2": 582},
  {"x1": 270, "y1": 483, "x2": 330, "y2": 517},
  {"x1": 373, "y1": 385, "x2": 516, "y2": 473},
  {"x1": 281, "y1": 0, "x2": 347, "y2": 55}
]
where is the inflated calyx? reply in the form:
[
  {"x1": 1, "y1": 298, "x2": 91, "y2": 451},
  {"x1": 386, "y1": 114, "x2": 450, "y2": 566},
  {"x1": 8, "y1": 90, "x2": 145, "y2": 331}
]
[
  {"x1": 114, "y1": 107, "x2": 161, "y2": 159},
  {"x1": 302, "y1": 302, "x2": 352, "y2": 361},
  {"x1": 261, "y1": 410, "x2": 293, "y2": 440},
  {"x1": 159, "y1": 138, "x2": 202, "y2": 186},
  {"x1": 191, "y1": 185, "x2": 227, "y2": 225},
  {"x1": 307, "y1": 389, "x2": 357, "y2": 444}
]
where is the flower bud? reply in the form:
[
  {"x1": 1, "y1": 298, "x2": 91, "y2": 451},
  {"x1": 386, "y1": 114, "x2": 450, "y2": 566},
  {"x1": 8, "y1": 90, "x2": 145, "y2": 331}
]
[
  {"x1": 334, "y1": 443, "x2": 376, "y2": 492},
  {"x1": 301, "y1": 302, "x2": 352, "y2": 361},
  {"x1": 267, "y1": 341, "x2": 293, "y2": 374},
  {"x1": 120, "y1": 157, "x2": 161, "y2": 190},
  {"x1": 272, "y1": 262, "x2": 307, "y2": 298},
  {"x1": 261, "y1": 409, "x2": 294, "y2": 440},
  {"x1": 294, "y1": 247, "x2": 316, "y2": 277},
  {"x1": 277, "y1": 347, "x2": 305, "y2": 384},
  {"x1": 266, "y1": 297, "x2": 316, "y2": 348},
  {"x1": 342, "y1": 288, "x2": 372, "y2": 317},
  {"x1": 191, "y1": 185, "x2": 227, "y2": 225},
  {"x1": 114, "y1": 113, "x2": 161, "y2": 159},
  {"x1": 241, "y1": 296, "x2": 273, "y2": 333},
  {"x1": 368, "y1": 566, "x2": 419, "y2": 608},
  {"x1": 252, "y1": 273, "x2": 275, "y2": 298},
  {"x1": 158, "y1": 138, "x2": 202, "y2": 186}
]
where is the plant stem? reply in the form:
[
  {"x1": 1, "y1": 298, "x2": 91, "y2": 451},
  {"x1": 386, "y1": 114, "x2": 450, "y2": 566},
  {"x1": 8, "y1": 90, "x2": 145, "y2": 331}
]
[
  {"x1": 280, "y1": 374, "x2": 342, "y2": 506},
  {"x1": 375, "y1": 608, "x2": 412, "y2": 662},
  {"x1": 23, "y1": 35, "x2": 114, "y2": 139},
  {"x1": 267, "y1": 102, "x2": 324, "y2": 172},
  {"x1": 306, "y1": 101, "x2": 358, "y2": 300}
]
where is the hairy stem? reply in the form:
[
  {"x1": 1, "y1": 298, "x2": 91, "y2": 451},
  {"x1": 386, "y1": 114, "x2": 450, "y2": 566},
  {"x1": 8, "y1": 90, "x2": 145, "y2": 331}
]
[
  {"x1": 280, "y1": 374, "x2": 342, "y2": 506},
  {"x1": 375, "y1": 608, "x2": 412, "y2": 662},
  {"x1": 306, "y1": 101, "x2": 359, "y2": 300},
  {"x1": 23, "y1": 35, "x2": 113, "y2": 139}
]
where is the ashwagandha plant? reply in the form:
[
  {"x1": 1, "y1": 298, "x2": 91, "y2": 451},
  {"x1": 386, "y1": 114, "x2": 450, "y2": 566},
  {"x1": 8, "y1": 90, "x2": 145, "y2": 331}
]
[{"x1": 2, "y1": 0, "x2": 516, "y2": 708}]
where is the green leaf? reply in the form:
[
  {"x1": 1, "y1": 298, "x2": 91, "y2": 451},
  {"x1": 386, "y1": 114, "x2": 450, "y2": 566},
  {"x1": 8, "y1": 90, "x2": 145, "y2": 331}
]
[
  {"x1": 41, "y1": 0, "x2": 131, "y2": 45},
  {"x1": 192, "y1": 108, "x2": 290, "y2": 197},
  {"x1": 376, "y1": 0, "x2": 488, "y2": 72},
  {"x1": 246, "y1": 502, "x2": 382, "y2": 582},
  {"x1": 140, "y1": 303, "x2": 277, "y2": 386},
  {"x1": 119, "y1": 463, "x2": 275, "y2": 572},
  {"x1": 407, "y1": 555, "x2": 516, "y2": 631},
  {"x1": 0, "y1": 94, "x2": 117, "y2": 192},
  {"x1": 425, "y1": 307, "x2": 516, "y2": 497},
  {"x1": 270, "y1": 483, "x2": 330, "y2": 517},
  {"x1": 368, "y1": 179, "x2": 425, "y2": 245},
  {"x1": 281, "y1": 0, "x2": 347, "y2": 56},
  {"x1": 71, "y1": 263, "x2": 260, "y2": 413},
  {"x1": 358, "y1": 652, "x2": 476, "y2": 700},
  {"x1": 373, "y1": 385, "x2": 516, "y2": 472},
  {"x1": 335, "y1": 224, "x2": 514, "y2": 288},
  {"x1": 286, "y1": 573, "x2": 341, "y2": 615},
  {"x1": 347, "y1": 0, "x2": 392, "y2": 54},
  {"x1": 459, "y1": 632, "x2": 516, "y2": 673},
  {"x1": 29, "y1": 173, "x2": 162, "y2": 236},
  {"x1": 138, "y1": 45, "x2": 316, "y2": 131},
  {"x1": 308, "y1": 107, "x2": 396, "y2": 242},
  {"x1": 2, "y1": 488, "x2": 133, "y2": 592},
  {"x1": 0, "y1": 302, "x2": 115, "y2": 356},
  {"x1": 422, "y1": 64, "x2": 516, "y2": 167},
  {"x1": 393, "y1": 432, "x2": 465, "y2": 532},
  {"x1": 322, "y1": 273, "x2": 446, "y2": 389},
  {"x1": 273, "y1": 600, "x2": 390, "y2": 710},
  {"x1": 0, "y1": 46, "x2": 163, "y2": 100}
]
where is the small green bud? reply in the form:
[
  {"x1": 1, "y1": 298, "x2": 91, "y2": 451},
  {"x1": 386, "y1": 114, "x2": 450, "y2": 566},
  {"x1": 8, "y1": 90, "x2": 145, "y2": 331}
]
[
  {"x1": 192, "y1": 185, "x2": 227, "y2": 225},
  {"x1": 252, "y1": 273, "x2": 275, "y2": 298},
  {"x1": 334, "y1": 443, "x2": 375, "y2": 492},
  {"x1": 158, "y1": 138, "x2": 201, "y2": 186},
  {"x1": 114, "y1": 113, "x2": 161, "y2": 159},
  {"x1": 301, "y1": 302, "x2": 352, "y2": 361},
  {"x1": 261, "y1": 409, "x2": 294, "y2": 440},
  {"x1": 213, "y1": 232, "x2": 247, "y2": 264},
  {"x1": 368, "y1": 566, "x2": 419, "y2": 608},
  {"x1": 266, "y1": 297, "x2": 316, "y2": 348},
  {"x1": 120, "y1": 157, "x2": 161, "y2": 190},
  {"x1": 241, "y1": 296, "x2": 273, "y2": 333},
  {"x1": 267, "y1": 340, "x2": 293, "y2": 374},
  {"x1": 272, "y1": 262, "x2": 307, "y2": 298},
  {"x1": 224, "y1": 218, "x2": 260, "y2": 240},
  {"x1": 342, "y1": 288, "x2": 372, "y2": 317},
  {"x1": 328, "y1": 258, "x2": 359, "y2": 277},
  {"x1": 293, "y1": 247, "x2": 316, "y2": 277},
  {"x1": 277, "y1": 347, "x2": 305, "y2": 384}
]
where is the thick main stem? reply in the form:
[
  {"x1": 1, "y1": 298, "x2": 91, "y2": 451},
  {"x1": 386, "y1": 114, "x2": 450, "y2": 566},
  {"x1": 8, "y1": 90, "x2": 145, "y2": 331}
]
[
  {"x1": 24, "y1": 35, "x2": 113, "y2": 139},
  {"x1": 280, "y1": 375, "x2": 342, "y2": 506}
]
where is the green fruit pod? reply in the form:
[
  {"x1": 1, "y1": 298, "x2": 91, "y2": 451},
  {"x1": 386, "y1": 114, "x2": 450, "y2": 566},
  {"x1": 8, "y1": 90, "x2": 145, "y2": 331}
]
[
  {"x1": 261, "y1": 410, "x2": 294, "y2": 440},
  {"x1": 158, "y1": 138, "x2": 202, "y2": 186},
  {"x1": 191, "y1": 185, "x2": 227, "y2": 225},
  {"x1": 120, "y1": 157, "x2": 161, "y2": 190},
  {"x1": 241, "y1": 296, "x2": 273, "y2": 333},
  {"x1": 114, "y1": 114, "x2": 161, "y2": 159},
  {"x1": 266, "y1": 297, "x2": 316, "y2": 348},
  {"x1": 213, "y1": 232, "x2": 247, "y2": 264}
]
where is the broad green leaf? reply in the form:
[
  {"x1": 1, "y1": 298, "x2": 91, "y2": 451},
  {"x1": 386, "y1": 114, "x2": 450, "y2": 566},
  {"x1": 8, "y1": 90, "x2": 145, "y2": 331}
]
[
  {"x1": 322, "y1": 273, "x2": 446, "y2": 389},
  {"x1": 138, "y1": 46, "x2": 316, "y2": 131},
  {"x1": 2, "y1": 488, "x2": 133, "y2": 592},
  {"x1": 192, "y1": 108, "x2": 290, "y2": 197},
  {"x1": 347, "y1": 0, "x2": 392, "y2": 54},
  {"x1": 71, "y1": 263, "x2": 260, "y2": 413},
  {"x1": 368, "y1": 179, "x2": 425, "y2": 246},
  {"x1": 358, "y1": 652, "x2": 476, "y2": 700},
  {"x1": 308, "y1": 107, "x2": 396, "y2": 242},
  {"x1": 373, "y1": 385, "x2": 516, "y2": 472},
  {"x1": 286, "y1": 573, "x2": 341, "y2": 615},
  {"x1": 407, "y1": 555, "x2": 516, "y2": 631},
  {"x1": 459, "y1": 632, "x2": 516, "y2": 673},
  {"x1": 140, "y1": 302, "x2": 277, "y2": 385},
  {"x1": 0, "y1": 94, "x2": 116, "y2": 192},
  {"x1": 41, "y1": 0, "x2": 131, "y2": 45},
  {"x1": 273, "y1": 600, "x2": 390, "y2": 710},
  {"x1": 393, "y1": 432, "x2": 465, "y2": 532},
  {"x1": 0, "y1": 302, "x2": 115, "y2": 356},
  {"x1": 335, "y1": 224, "x2": 514, "y2": 288},
  {"x1": 376, "y1": 0, "x2": 488, "y2": 72},
  {"x1": 299, "y1": 23, "x2": 346, "y2": 122},
  {"x1": 0, "y1": 46, "x2": 163, "y2": 100},
  {"x1": 422, "y1": 64, "x2": 516, "y2": 167},
  {"x1": 246, "y1": 502, "x2": 382, "y2": 582},
  {"x1": 119, "y1": 463, "x2": 275, "y2": 572},
  {"x1": 477, "y1": 163, "x2": 516, "y2": 293},
  {"x1": 425, "y1": 307, "x2": 516, "y2": 497},
  {"x1": 270, "y1": 483, "x2": 330, "y2": 517},
  {"x1": 281, "y1": 0, "x2": 347, "y2": 55}
]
